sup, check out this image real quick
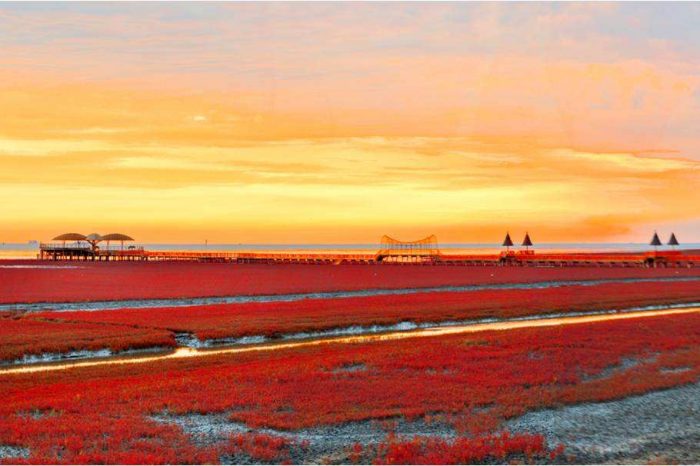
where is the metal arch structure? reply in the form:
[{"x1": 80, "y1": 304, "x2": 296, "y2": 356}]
[{"x1": 375, "y1": 234, "x2": 441, "y2": 262}]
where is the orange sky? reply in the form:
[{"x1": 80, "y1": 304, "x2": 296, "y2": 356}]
[{"x1": 1, "y1": 3, "x2": 699, "y2": 243}]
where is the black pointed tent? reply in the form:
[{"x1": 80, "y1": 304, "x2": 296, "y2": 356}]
[
  {"x1": 650, "y1": 232, "x2": 662, "y2": 247},
  {"x1": 502, "y1": 232, "x2": 514, "y2": 248},
  {"x1": 668, "y1": 233, "x2": 679, "y2": 246},
  {"x1": 522, "y1": 232, "x2": 533, "y2": 248}
]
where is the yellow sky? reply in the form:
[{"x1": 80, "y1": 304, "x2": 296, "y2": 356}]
[{"x1": 1, "y1": 3, "x2": 699, "y2": 243}]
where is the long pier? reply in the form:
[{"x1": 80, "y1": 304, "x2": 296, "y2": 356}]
[{"x1": 37, "y1": 243, "x2": 699, "y2": 267}]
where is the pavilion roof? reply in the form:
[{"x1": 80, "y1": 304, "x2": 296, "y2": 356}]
[
  {"x1": 52, "y1": 233, "x2": 87, "y2": 241},
  {"x1": 101, "y1": 233, "x2": 134, "y2": 241}
]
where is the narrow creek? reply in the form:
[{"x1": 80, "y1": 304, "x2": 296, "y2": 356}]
[{"x1": 1, "y1": 306, "x2": 697, "y2": 376}]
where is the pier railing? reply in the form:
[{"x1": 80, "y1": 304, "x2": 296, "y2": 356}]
[{"x1": 40, "y1": 242, "x2": 92, "y2": 251}]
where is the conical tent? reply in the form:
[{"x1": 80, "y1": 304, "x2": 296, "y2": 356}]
[
  {"x1": 522, "y1": 232, "x2": 533, "y2": 248},
  {"x1": 668, "y1": 233, "x2": 679, "y2": 246},
  {"x1": 650, "y1": 232, "x2": 662, "y2": 247},
  {"x1": 502, "y1": 232, "x2": 514, "y2": 248}
]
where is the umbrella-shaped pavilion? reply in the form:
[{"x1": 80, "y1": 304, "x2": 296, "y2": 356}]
[
  {"x1": 52, "y1": 233, "x2": 87, "y2": 248},
  {"x1": 101, "y1": 233, "x2": 135, "y2": 251},
  {"x1": 40, "y1": 232, "x2": 143, "y2": 261}
]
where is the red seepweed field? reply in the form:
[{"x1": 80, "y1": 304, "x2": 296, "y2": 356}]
[
  {"x1": 6, "y1": 2, "x2": 700, "y2": 463},
  {"x1": 2, "y1": 260, "x2": 700, "y2": 303},
  {"x1": 0, "y1": 318, "x2": 174, "y2": 362},
  {"x1": 1, "y1": 261, "x2": 699, "y2": 464},
  {"x1": 0, "y1": 312, "x2": 699, "y2": 464},
  {"x1": 0, "y1": 279, "x2": 694, "y2": 362}
]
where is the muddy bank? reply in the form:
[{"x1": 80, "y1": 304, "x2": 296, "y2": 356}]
[
  {"x1": 1, "y1": 346, "x2": 171, "y2": 368},
  {"x1": 151, "y1": 412, "x2": 455, "y2": 464},
  {"x1": 0, "y1": 445, "x2": 30, "y2": 460},
  {"x1": 157, "y1": 382, "x2": 700, "y2": 464},
  {"x1": 506, "y1": 381, "x2": 700, "y2": 464}
]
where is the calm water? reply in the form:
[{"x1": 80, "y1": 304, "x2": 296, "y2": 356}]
[{"x1": 1, "y1": 242, "x2": 698, "y2": 259}]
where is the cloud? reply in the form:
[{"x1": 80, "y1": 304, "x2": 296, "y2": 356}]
[
  {"x1": 1, "y1": 3, "x2": 700, "y2": 241},
  {"x1": 0, "y1": 134, "x2": 698, "y2": 242}
]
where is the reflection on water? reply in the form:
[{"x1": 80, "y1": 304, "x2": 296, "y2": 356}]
[
  {"x1": 1, "y1": 307, "x2": 697, "y2": 376},
  {"x1": 0, "y1": 250, "x2": 39, "y2": 259}
]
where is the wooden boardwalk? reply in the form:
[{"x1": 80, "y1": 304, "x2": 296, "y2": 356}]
[{"x1": 37, "y1": 243, "x2": 699, "y2": 267}]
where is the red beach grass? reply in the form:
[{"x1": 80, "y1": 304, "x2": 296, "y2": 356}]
[
  {"x1": 32, "y1": 279, "x2": 700, "y2": 343},
  {"x1": 0, "y1": 312, "x2": 698, "y2": 463},
  {"x1": 0, "y1": 317, "x2": 175, "y2": 362},
  {"x1": 2, "y1": 260, "x2": 699, "y2": 304}
]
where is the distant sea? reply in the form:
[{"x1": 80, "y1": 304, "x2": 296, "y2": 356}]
[{"x1": 2, "y1": 242, "x2": 699, "y2": 259}]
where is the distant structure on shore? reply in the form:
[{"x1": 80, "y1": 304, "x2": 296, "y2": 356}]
[
  {"x1": 40, "y1": 232, "x2": 142, "y2": 261},
  {"x1": 376, "y1": 235, "x2": 440, "y2": 262},
  {"x1": 502, "y1": 232, "x2": 514, "y2": 252},
  {"x1": 501, "y1": 231, "x2": 534, "y2": 256},
  {"x1": 668, "y1": 233, "x2": 679, "y2": 247},
  {"x1": 651, "y1": 231, "x2": 681, "y2": 250},
  {"x1": 52, "y1": 232, "x2": 135, "y2": 250},
  {"x1": 36, "y1": 230, "x2": 697, "y2": 267}
]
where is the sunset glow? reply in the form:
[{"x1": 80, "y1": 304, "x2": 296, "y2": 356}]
[{"x1": 1, "y1": 3, "x2": 699, "y2": 243}]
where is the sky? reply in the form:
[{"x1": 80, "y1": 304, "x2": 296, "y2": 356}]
[{"x1": 1, "y1": 2, "x2": 699, "y2": 244}]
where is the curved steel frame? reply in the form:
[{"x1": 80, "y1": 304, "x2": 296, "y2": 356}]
[{"x1": 376, "y1": 234, "x2": 441, "y2": 262}]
